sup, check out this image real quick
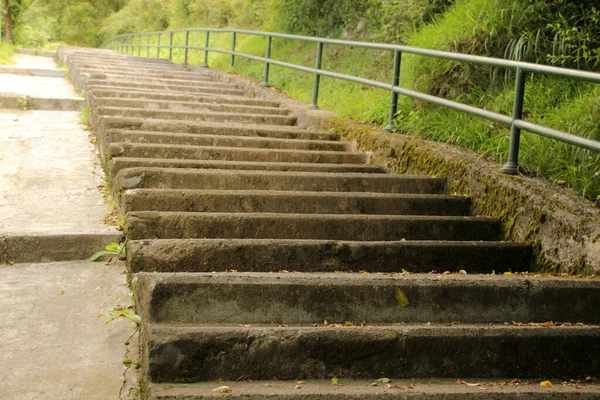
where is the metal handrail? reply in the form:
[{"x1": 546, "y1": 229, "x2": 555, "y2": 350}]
[{"x1": 101, "y1": 28, "x2": 600, "y2": 174}]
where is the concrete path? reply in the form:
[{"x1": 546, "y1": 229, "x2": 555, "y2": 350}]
[{"x1": 0, "y1": 53, "x2": 132, "y2": 399}]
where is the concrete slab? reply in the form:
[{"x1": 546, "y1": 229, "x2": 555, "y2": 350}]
[
  {"x1": 0, "y1": 110, "x2": 117, "y2": 235},
  {"x1": 0, "y1": 74, "x2": 79, "y2": 98},
  {"x1": 0, "y1": 261, "x2": 135, "y2": 400},
  {"x1": 11, "y1": 53, "x2": 58, "y2": 69}
]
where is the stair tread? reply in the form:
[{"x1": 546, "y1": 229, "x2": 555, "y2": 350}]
[{"x1": 149, "y1": 378, "x2": 600, "y2": 399}]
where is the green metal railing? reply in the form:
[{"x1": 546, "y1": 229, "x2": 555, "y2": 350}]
[{"x1": 102, "y1": 28, "x2": 600, "y2": 174}]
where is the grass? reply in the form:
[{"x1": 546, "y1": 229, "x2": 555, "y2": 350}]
[{"x1": 0, "y1": 43, "x2": 15, "y2": 64}]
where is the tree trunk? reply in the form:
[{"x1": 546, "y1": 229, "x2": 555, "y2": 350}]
[{"x1": 3, "y1": 0, "x2": 11, "y2": 43}]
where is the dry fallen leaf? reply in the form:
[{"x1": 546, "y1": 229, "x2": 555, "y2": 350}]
[
  {"x1": 459, "y1": 270, "x2": 467, "y2": 275},
  {"x1": 540, "y1": 381, "x2": 553, "y2": 388},
  {"x1": 395, "y1": 288, "x2": 409, "y2": 307},
  {"x1": 296, "y1": 380, "x2": 305, "y2": 385},
  {"x1": 376, "y1": 378, "x2": 391, "y2": 384},
  {"x1": 264, "y1": 383, "x2": 273, "y2": 388},
  {"x1": 295, "y1": 385, "x2": 302, "y2": 389},
  {"x1": 212, "y1": 386, "x2": 232, "y2": 393}
]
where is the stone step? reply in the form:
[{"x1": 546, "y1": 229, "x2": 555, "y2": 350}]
[
  {"x1": 107, "y1": 144, "x2": 367, "y2": 165},
  {"x1": 90, "y1": 89, "x2": 281, "y2": 107},
  {"x1": 105, "y1": 131, "x2": 347, "y2": 152},
  {"x1": 120, "y1": 189, "x2": 468, "y2": 215},
  {"x1": 112, "y1": 169, "x2": 443, "y2": 194},
  {"x1": 69, "y1": 59, "x2": 187, "y2": 71},
  {"x1": 144, "y1": 324, "x2": 600, "y2": 382},
  {"x1": 139, "y1": 271, "x2": 594, "y2": 325},
  {"x1": 93, "y1": 97, "x2": 289, "y2": 116},
  {"x1": 125, "y1": 212, "x2": 501, "y2": 241},
  {"x1": 67, "y1": 54, "x2": 174, "y2": 65},
  {"x1": 0, "y1": 233, "x2": 121, "y2": 264},
  {"x1": 109, "y1": 158, "x2": 385, "y2": 176},
  {"x1": 78, "y1": 68, "x2": 216, "y2": 82},
  {"x1": 88, "y1": 77, "x2": 237, "y2": 90},
  {"x1": 147, "y1": 379, "x2": 600, "y2": 399},
  {"x1": 96, "y1": 117, "x2": 336, "y2": 141},
  {"x1": 127, "y1": 239, "x2": 532, "y2": 274},
  {"x1": 96, "y1": 107, "x2": 296, "y2": 126},
  {"x1": 93, "y1": 76, "x2": 236, "y2": 90},
  {"x1": 87, "y1": 82, "x2": 244, "y2": 97}
]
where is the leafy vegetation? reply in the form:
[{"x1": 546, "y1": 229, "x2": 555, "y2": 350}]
[
  {"x1": 97, "y1": 277, "x2": 141, "y2": 326},
  {"x1": 8, "y1": 0, "x2": 599, "y2": 202},
  {"x1": 0, "y1": 42, "x2": 14, "y2": 63},
  {"x1": 90, "y1": 241, "x2": 126, "y2": 261}
]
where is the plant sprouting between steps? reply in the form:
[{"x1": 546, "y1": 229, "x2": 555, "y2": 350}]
[
  {"x1": 98, "y1": 277, "x2": 141, "y2": 326},
  {"x1": 90, "y1": 241, "x2": 126, "y2": 262}
]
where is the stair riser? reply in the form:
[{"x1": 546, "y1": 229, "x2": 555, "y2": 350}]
[
  {"x1": 147, "y1": 326, "x2": 600, "y2": 381},
  {"x1": 94, "y1": 99, "x2": 289, "y2": 116},
  {"x1": 142, "y1": 276, "x2": 596, "y2": 324},
  {"x1": 96, "y1": 117, "x2": 338, "y2": 141},
  {"x1": 127, "y1": 239, "x2": 531, "y2": 274},
  {"x1": 97, "y1": 108, "x2": 296, "y2": 126},
  {"x1": 109, "y1": 158, "x2": 385, "y2": 176},
  {"x1": 113, "y1": 170, "x2": 443, "y2": 194},
  {"x1": 91, "y1": 77, "x2": 233, "y2": 89},
  {"x1": 107, "y1": 144, "x2": 367, "y2": 165},
  {"x1": 107, "y1": 131, "x2": 347, "y2": 152},
  {"x1": 125, "y1": 213, "x2": 501, "y2": 241},
  {"x1": 79, "y1": 69, "x2": 215, "y2": 81},
  {"x1": 120, "y1": 190, "x2": 468, "y2": 215},
  {"x1": 87, "y1": 82, "x2": 244, "y2": 96},
  {"x1": 90, "y1": 90, "x2": 280, "y2": 107}
]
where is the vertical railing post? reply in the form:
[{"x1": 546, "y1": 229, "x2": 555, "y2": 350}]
[
  {"x1": 309, "y1": 42, "x2": 324, "y2": 109},
  {"x1": 230, "y1": 31, "x2": 237, "y2": 66},
  {"x1": 202, "y1": 31, "x2": 209, "y2": 67},
  {"x1": 502, "y1": 67, "x2": 526, "y2": 174},
  {"x1": 168, "y1": 31, "x2": 173, "y2": 61},
  {"x1": 146, "y1": 33, "x2": 150, "y2": 57},
  {"x1": 183, "y1": 30, "x2": 189, "y2": 65},
  {"x1": 384, "y1": 50, "x2": 402, "y2": 131},
  {"x1": 157, "y1": 33, "x2": 161, "y2": 58},
  {"x1": 137, "y1": 35, "x2": 141, "y2": 57},
  {"x1": 260, "y1": 35, "x2": 272, "y2": 87}
]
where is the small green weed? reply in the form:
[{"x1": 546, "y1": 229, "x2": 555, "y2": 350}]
[
  {"x1": 79, "y1": 104, "x2": 91, "y2": 126},
  {"x1": 90, "y1": 241, "x2": 126, "y2": 261},
  {"x1": 98, "y1": 277, "x2": 141, "y2": 326}
]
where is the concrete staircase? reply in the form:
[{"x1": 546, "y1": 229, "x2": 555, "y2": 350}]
[{"x1": 59, "y1": 47, "x2": 600, "y2": 399}]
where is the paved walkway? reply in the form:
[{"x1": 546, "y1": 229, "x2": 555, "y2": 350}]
[{"x1": 0, "y1": 53, "x2": 132, "y2": 399}]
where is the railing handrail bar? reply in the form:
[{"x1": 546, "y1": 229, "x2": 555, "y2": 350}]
[{"x1": 108, "y1": 28, "x2": 600, "y2": 84}]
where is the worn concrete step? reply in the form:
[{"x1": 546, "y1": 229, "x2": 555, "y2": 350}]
[
  {"x1": 96, "y1": 117, "x2": 336, "y2": 141},
  {"x1": 106, "y1": 131, "x2": 347, "y2": 152},
  {"x1": 88, "y1": 77, "x2": 236, "y2": 90},
  {"x1": 139, "y1": 272, "x2": 596, "y2": 325},
  {"x1": 92, "y1": 76, "x2": 236, "y2": 90},
  {"x1": 68, "y1": 54, "x2": 174, "y2": 65},
  {"x1": 90, "y1": 89, "x2": 281, "y2": 107},
  {"x1": 69, "y1": 59, "x2": 187, "y2": 71},
  {"x1": 94, "y1": 97, "x2": 289, "y2": 116},
  {"x1": 87, "y1": 80, "x2": 245, "y2": 96},
  {"x1": 79, "y1": 68, "x2": 216, "y2": 82},
  {"x1": 147, "y1": 379, "x2": 600, "y2": 399},
  {"x1": 0, "y1": 233, "x2": 121, "y2": 264},
  {"x1": 107, "y1": 144, "x2": 366, "y2": 165},
  {"x1": 127, "y1": 239, "x2": 532, "y2": 274},
  {"x1": 97, "y1": 107, "x2": 296, "y2": 126},
  {"x1": 125, "y1": 212, "x2": 501, "y2": 241},
  {"x1": 112, "y1": 169, "x2": 443, "y2": 194},
  {"x1": 109, "y1": 158, "x2": 385, "y2": 176},
  {"x1": 120, "y1": 189, "x2": 468, "y2": 215},
  {"x1": 145, "y1": 324, "x2": 600, "y2": 382}
]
